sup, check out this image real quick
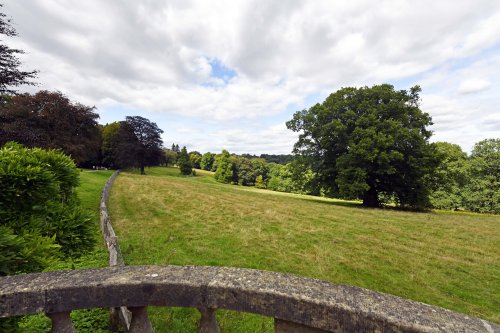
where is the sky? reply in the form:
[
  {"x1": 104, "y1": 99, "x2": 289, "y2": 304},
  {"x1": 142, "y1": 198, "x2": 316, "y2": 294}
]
[{"x1": 3, "y1": 0, "x2": 500, "y2": 154}]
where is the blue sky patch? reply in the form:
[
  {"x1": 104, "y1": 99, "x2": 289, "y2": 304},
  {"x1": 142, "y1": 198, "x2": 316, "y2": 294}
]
[{"x1": 209, "y1": 58, "x2": 237, "y2": 83}]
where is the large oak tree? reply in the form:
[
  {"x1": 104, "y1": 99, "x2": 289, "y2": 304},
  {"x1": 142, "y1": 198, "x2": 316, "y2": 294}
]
[{"x1": 287, "y1": 84, "x2": 440, "y2": 209}]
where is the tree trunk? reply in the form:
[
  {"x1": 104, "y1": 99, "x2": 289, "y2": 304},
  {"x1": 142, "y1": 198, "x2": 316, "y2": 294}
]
[
  {"x1": 362, "y1": 187, "x2": 379, "y2": 207},
  {"x1": 140, "y1": 165, "x2": 145, "y2": 175}
]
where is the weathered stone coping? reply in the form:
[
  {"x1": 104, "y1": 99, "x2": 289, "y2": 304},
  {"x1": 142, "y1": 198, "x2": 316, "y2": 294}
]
[
  {"x1": 100, "y1": 170, "x2": 123, "y2": 267},
  {"x1": 0, "y1": 265, "x2": 497, "y2": 333}
]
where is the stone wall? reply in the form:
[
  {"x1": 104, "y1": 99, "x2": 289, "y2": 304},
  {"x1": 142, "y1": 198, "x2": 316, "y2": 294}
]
[
  {"x1": 0, "y1": 265, "x2": 498, "y2": 332},
  {"x1": 99, "y1": 170, "x2": 132, "y2": 329},
  {"x1": 100, "y1": 170, "x2": 123, "y2": 267}
]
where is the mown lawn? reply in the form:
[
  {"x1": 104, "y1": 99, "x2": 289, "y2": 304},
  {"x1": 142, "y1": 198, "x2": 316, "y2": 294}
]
[
  {"x1": 20, "y1": 170, "x2": 114, "y2": 333},
  {"x1": 109, "y1": 167, "x2": 500, "y2": 332}
]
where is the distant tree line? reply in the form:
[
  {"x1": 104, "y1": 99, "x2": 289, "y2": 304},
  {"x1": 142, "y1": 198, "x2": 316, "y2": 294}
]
[
  {"x1": 198, "y1": 138, "x2": 498, "y2": 214},
  {"x1": 241, "y1": 153, "x2": 294, "y2": 164}
]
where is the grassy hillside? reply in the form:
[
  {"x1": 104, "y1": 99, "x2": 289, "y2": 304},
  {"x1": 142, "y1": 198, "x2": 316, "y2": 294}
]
[
  {"x1": 109, "y1": 167, "x2": 500, "y2": 331},
  {"x1": 20, "y1": 170, "x2": 113, "y2": 333}
]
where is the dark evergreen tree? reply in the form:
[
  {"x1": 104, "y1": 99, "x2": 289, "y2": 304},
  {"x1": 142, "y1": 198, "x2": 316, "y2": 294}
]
[{"x1": 178, "y1": 146, "x2": 192, "y2": 175}]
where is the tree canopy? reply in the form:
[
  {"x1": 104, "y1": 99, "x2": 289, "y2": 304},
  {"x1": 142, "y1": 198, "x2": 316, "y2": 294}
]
[
  {"x1": 429, "y1": 142, "x2": 469, "y2": 210},
  {"x1": 462, "y1": 139, "x2": 500, "y2": 214},
  {"x1": 214, "y1": 150, "x2": 234, "y2": 183},
  {"x1": 0, "y1": 91, "x2": 101, "y2": 166},
  {"x1": 101, "y1": 116, "x2": 164, "y2": 174},
  {"x1": 287, "y1": 84, "x2": 440, "y2": 209},
  {"x1": 200, "y1": 152, "x2": 215, "y2": 171}
]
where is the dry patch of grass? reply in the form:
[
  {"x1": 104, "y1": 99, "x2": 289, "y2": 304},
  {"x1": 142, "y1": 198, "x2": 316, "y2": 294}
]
[{"x1": 109, "y1": 167, "x2": 500, "y2": 331}]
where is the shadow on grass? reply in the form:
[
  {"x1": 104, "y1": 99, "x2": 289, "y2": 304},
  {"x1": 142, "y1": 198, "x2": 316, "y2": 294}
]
[{"x1": 272, "y1": 191, "x2": 433, "y2": 214}]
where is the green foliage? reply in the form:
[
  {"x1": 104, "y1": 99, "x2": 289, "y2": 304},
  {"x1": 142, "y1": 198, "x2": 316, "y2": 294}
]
[
  {"x1": 251, "y1": 158, "x2": 270, "y2": 183},
  {"x1": 18, "y1": 169, "x2": 113, "y2": 333},
  {"x1": 0, "y1": 226, "x2": 59, "y2": 276},
  {"x1": 255, "y1": 175, "x2": 265, "y2": 189},
  {"x1": 429, "y1": 142, "x2": 469, "y2": 210},
  {"x1": 287, "y1": 84, "x2": 440, "y2": 209},
  {"x1": 100, "y1": 121, "x2": 121, "y2": 168},
  {"x1": 266, "y1": 163, "x2": 296, "y2": 193},
  {"x1": 178, "y1": 146, "x2": 193, "y2": 175},
  {"x1": 258, "y1": 154, "x2": 294, "y2": 165},
  {"x1": 233, "y1": 156, "x2": 255, "y2": 185},
  {"x1": 214, "y1": 150, "x2": 234, "y2": 183},
  {"x1": 0, "y1": 143, "x2": 95, "y2": 276},
  {"x1": 0, "y1": 91, "x2": 100, "y2": 166},
  {"x1": 163, "y1": 149, "x2": 178, "y2": 166},
  {"x1": 100, "y1": 117, "x2": 164, "y2": 174},
  {"x1": 462, "y1": 139, "x2": 500, "y2": 214},
  {"x1": 200, "y1": 152, "x2": 215, "y2": 171},
  {"x1": 211, "y1": 153, "x2": 222, "y2": 172},
  {"x1": 189, "y1": 151, "x2": 202, "y2": 169},
  {"x1": 125, "y1": 116, "x2": 164, "y2": 174}
]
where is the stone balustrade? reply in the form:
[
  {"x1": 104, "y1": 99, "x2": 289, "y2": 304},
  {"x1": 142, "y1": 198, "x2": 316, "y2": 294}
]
[{"x1": 0, "y1": 264, "x2": 498, "y2": 333}]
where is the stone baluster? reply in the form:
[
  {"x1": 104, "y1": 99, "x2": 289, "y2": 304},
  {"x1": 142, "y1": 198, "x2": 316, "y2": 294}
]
[
  {"x1": 128, "y1": 306, "x2": 153, "y2": 333},
  {"x1": 47, "y1": 312, "x2": 75, "y2": 333},
  {"x1": 198, "y1": 307, "x2": 220, "y2": 333}
]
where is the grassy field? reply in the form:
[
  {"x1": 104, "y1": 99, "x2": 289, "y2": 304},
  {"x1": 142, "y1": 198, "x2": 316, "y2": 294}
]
[
  {"x1": 20, "y1": 170, "x2": 113, "y2": 333},
  {"x1": 109, "y1": 167, "x2": 500, "y2": 331}
]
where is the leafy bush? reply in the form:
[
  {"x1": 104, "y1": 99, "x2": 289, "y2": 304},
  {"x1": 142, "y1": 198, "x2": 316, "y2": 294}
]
[{"x1": 0, "y1": 142, "x2": 95, "y2": 274}]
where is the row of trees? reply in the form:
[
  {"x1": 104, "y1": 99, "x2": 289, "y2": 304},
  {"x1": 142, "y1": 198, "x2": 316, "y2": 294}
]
[{"x1": 0, "y1": 90, "x2": 165, "y2": 174}]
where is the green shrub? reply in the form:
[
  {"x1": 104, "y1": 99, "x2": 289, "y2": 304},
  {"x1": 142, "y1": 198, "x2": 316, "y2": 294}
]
[
  {"x1": 0, "y1": 142, "x2": 95, "y2": 274},
  {"x1": 0, "y1": 142, "x2": 97, "y2": 331}
]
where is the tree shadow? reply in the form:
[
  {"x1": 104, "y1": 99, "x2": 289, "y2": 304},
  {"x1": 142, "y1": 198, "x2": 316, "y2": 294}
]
[{"x1": 291, "y1": 194, "x2": 432, "y2": 213}]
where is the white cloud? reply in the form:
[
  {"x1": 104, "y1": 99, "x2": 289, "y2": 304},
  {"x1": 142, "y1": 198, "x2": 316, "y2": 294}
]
[
  {"x1": 457, "y1": 78, "x2": 491, "y2": 94},
  {"x1": 3, "y1": 0, "x2": 500, "y2": 153}
]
